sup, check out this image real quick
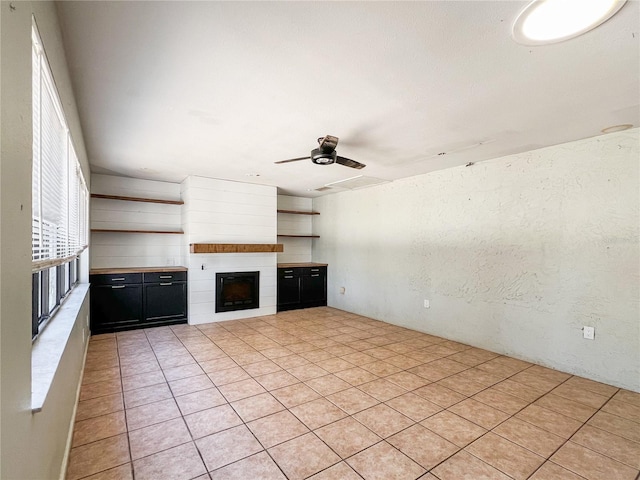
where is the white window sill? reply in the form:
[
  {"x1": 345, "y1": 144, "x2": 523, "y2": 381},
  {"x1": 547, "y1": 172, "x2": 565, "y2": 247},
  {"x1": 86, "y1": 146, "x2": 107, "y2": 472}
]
[{"x1": 31, "y1": 284, "x2": 90, "y2": 413}]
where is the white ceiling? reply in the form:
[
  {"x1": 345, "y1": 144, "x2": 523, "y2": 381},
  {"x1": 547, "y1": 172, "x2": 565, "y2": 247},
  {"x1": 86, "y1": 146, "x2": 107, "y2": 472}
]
[{"x1": 56, "y1": 1, "x2": 639, "y2": 197}]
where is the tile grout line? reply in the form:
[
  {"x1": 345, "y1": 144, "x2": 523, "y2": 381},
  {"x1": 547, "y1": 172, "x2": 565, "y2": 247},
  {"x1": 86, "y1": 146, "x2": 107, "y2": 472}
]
[
  {"x1": 72, "y1": 310, "x2": 639, "y2": 480},
  {"x1": 162, "y1": 324, "x2": 621, "y2": 479},
  {"x1": 196, "y1": 317, "x2": 418, "y2": 478},
  {"x1": 372, "y1": 356, "x2": 622, "y2": 478},
  {"x1": 204, "y1": 325, "x2": 338, "y2": 480},
  {"x1": 170, "y1": 327, "x2": 220, "y2": 480},
  {"x1": 174, "y1": 325, "x2": 292, "y2": 480},
  {"x1": 117, "y1": 334, "x2": 139, "y2": 480},
  {"x1": 203, "y1": 325, "x2": 523, "y2": 478},
  {"x1": 519, "y1": 375, "x2": 614, "y2": 479}
]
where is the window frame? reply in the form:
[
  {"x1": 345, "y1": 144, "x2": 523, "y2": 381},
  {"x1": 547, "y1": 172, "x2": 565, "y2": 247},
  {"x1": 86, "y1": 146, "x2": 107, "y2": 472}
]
[
  {"x1": 31, "y1": 257, "x2": 80, "y2": 340},
  {"x1": 31, "y1": 20, "x2": 88, "y2": 341}
]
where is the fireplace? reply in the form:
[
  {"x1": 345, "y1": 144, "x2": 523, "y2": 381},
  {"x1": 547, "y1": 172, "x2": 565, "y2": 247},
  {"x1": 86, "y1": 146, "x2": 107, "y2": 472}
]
[{"x1": 216, "y1": 271, "x2": 260, "y2": 313}]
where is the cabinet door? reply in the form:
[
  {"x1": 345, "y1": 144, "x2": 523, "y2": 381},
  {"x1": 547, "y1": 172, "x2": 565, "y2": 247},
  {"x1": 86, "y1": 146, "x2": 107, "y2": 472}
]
[
  {"x1": 278, "y1": 274, "x2": 301, "y2": 307},
  {"x1": 143, "y1": 282, "x2": 187, "y2": 322},
  {"x1": 91, "y1": 284, "x2": 143, "y2": 332},
  {"x1": 301, "y1": 272, "x2": 327, "y2": 305}
]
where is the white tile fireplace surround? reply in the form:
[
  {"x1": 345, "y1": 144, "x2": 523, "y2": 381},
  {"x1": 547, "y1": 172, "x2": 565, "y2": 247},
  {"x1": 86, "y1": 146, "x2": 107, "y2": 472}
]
[{"x1": 181, "y1": 176, "x2": 279, "y2": 325}]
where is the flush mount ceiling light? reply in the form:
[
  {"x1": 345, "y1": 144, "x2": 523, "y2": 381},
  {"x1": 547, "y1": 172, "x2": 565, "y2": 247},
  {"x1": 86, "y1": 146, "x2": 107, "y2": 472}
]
[{"x1": 512, "y1": 0, "x2": 627, "y2": 45}]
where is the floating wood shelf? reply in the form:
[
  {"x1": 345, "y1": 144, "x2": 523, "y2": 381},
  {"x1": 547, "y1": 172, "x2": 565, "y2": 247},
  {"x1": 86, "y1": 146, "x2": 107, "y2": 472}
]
[
  {"x1": 277, "y1": 209, "x2": 320, "y2": 215},
  {"x1": 190, "y1": 243, "x2": 284, "y2": 254},
  {"x1": 91, "y1": 229, "x2": 184, "y2": 234},
  {"x1": 277, "y1": 234, "x2": 320, "y2": 238},
  {"x1": 91, "y1": 193, "x2": 184, "y2": 205}
]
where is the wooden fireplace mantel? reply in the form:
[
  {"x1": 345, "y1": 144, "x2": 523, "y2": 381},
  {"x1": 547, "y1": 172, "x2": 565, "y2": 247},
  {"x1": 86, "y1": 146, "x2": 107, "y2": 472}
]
[{"x1": 190, "y1": 243, "x2": 284, "y2": 254}]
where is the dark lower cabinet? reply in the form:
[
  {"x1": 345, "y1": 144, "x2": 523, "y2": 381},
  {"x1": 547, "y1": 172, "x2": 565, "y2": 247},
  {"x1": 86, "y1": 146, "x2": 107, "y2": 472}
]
[
  {"x1": 90, "y1": 284, "x2": 143, "y2": 331},
  {"x1": 277, "y1": 265, "x2": 327, "y2": 311},
  {"x1": 90, "y1": 270, "x2": 187, "y2": 334},
  {"x1": 301, "y1": 271, "x2": 326, "y2": 304},
  {"x1": 144, "y1": 282, "x2": 188, "y2": 322},
  {"x1": 278, "y1": 269, "x2": 301, "y2": 309}
]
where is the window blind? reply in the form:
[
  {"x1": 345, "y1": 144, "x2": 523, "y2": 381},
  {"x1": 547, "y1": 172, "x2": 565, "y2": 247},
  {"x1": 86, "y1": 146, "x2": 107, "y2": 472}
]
[{"x1": 32, "y1": 25, "x2": 88, "y2": 272}]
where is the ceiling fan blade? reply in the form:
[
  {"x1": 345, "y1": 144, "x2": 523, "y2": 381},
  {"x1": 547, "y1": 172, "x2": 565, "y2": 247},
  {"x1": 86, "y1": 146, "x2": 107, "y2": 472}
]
[
  {"x1": 318, "y1": 135, "x2": 339, "y2": 153},
  {"x1": 274, "y1": 156, "x2": 310, "y2": 164},
  {"x1": 335, "y1": 156, "x2": 366, "y2": 169}
]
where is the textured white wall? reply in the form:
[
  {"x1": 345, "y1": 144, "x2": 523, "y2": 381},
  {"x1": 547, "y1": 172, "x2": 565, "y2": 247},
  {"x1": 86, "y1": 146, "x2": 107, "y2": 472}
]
[
  {"x1": 182, "y1": 176, "x2": 278, "y2": 324},
  {"x1": 313, "y1": 130, "x2": 640, "y2": 391},
  {"x1": 90, "y1": 174, "x2": 183, "y2": 268},
  {"x1": 277, "y1": 195, "x2": 313, "y2": 264}
]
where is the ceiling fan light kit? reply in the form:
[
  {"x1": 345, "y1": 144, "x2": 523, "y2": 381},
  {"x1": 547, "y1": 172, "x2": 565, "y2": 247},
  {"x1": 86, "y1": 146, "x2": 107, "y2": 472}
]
[{"x1": 311, "y1": 148, "x2": 337, "y2": 165}]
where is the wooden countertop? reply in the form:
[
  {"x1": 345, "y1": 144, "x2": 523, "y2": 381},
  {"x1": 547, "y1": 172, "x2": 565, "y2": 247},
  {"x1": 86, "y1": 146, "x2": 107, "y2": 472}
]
[
  {"x1": 90, "y1": 266, "x2": 188, "y2": 275},
  {"x1": 277, "y1": 262, "x2": 328, "y2": 268}
]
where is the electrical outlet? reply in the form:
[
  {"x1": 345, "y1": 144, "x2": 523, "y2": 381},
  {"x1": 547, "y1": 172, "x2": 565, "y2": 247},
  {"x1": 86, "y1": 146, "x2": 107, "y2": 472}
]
[
  {"x1": 583, "y1": 326, "x2": 595, "y2": 340},
  {"x1": 339, "y1": 287, "x2": 345, "y2": 294},
  {"x1": 423, "y1": 299, "x2": 430, "y2": 309}
]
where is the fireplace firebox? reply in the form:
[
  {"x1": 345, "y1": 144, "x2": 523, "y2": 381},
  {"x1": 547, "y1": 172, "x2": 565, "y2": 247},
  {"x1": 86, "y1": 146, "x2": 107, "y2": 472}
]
[{"x1": 216, "y1": 271, "x2": 259, "y2": 313}]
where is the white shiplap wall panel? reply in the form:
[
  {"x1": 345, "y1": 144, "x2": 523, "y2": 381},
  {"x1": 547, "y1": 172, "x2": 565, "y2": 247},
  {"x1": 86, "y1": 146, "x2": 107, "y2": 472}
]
[
  {"x1": 277, "y1": 195, "x2": 313, "y2": 263},
  {"x1": 91, "y1": 198, "x2": 182, "y2": 214},
  {"x1": 182, "y1": 176, "x2": 278, "y2": 324},
  {"x1": 187, "y1": 193, "x2": 276, "y2": 209},
  {"x1": 185, "y1": 199, "x2": 274, "y2": 216},
  {"x1": 190, "y1": 253, "x2": 278, "y2": 274},
  {"x1": 91, "y1": 243, "x2": 183, "y2": 258},
  {"x1": 277, "y1": 217, "x2": 313, "y2": 235},
  {"x1": 187, "y1": 211, "x2": 275, "y2": 228},
  {"x1": 187, "y1": 224, "x2": 275, "y2": 243},
  {"x1": 276, "y1": 237, "x2": 314, "y2": 264},
  {"x1": 91, "y1": 220, "x2": 180, "y2": 231},
  {"x1": 278, "y1": 195, "x2": 313, "y2": 211},
  {"x1": 92, "y1": 174, "x2": 182, "y2": 201},
  {"x1": 91, "y1": 254, "x2": 182, "y2": 269},
  {"x1": 90, "y1": 175, "x2": 184, "y2": 268},
  {"x1": 91, "y1": 232, "x2": 182, "y2": 247},
  {"x1": 91, "y1": 206, "x2": 181, "y2": 228},
  {"x1": 90, "y1": 199, "x2": 181, "y2": 230}
]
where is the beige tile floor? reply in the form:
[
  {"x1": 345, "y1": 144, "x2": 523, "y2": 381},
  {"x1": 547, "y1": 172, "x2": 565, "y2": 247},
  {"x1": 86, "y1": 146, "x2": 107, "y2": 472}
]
[{"x1": 67, "y1": 307, "x2": 640, "y2": 480}]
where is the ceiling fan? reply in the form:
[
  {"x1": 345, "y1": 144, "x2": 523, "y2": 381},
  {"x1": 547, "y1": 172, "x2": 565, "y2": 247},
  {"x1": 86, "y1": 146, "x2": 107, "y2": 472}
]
[{"x1": 274, "y1": 135, "x2": 366, "y2": 169}]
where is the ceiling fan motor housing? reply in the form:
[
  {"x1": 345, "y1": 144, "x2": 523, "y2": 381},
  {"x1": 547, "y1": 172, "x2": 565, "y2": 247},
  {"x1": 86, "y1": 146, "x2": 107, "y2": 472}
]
[{"x1": 311, "y1": 148, "x2": 337, "y2": 165}]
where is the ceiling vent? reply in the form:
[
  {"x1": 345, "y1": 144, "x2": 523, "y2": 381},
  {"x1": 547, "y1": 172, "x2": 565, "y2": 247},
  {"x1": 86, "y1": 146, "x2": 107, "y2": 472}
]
[{"x1": 323, "y1": 175, "x2": 389, "y2": 190}]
